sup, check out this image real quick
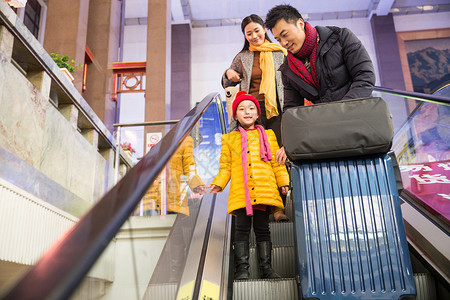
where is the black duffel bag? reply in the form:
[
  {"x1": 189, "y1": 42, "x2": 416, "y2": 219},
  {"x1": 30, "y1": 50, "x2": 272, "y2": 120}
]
[{"x1": 281, "y1": 97, "x2": 394, "y2": 161}]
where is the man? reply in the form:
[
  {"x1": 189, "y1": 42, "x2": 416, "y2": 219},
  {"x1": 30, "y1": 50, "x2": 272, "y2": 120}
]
[{"x1": 265, "y1": 4, "x2": 376, "y2": 111}]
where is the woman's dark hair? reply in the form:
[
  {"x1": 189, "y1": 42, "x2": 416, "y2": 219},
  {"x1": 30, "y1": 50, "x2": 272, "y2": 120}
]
[
  {"x1": 265, "y1": 4, "x2": 303, "y2": 30},
  {"x1": 240, "y1": 14, "x2": 272, "y2": 52}
]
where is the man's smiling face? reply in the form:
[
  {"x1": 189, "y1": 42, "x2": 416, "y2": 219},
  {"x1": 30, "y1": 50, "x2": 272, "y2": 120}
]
[{"x1": 271, "y1": 18, "x2": 306, "y2": 54}]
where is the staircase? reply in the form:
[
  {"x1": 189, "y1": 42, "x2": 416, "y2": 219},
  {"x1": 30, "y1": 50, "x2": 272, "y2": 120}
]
[{"x1": 232, "y1": 193, "x2": 299, "y2": 300}]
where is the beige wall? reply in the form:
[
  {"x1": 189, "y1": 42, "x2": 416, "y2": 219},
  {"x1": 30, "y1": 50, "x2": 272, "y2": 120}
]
[
  {"x1": 0, "y1": 7, "x2": 128, "y2": 214},
  {"x1": 0, "y1": 54, "x2": 113, "y2": 204}
]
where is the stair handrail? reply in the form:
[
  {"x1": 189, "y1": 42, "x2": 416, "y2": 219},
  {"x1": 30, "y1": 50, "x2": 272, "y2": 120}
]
[{"x1": 1, "y1": 93, "x2": 222, "y2": 300}]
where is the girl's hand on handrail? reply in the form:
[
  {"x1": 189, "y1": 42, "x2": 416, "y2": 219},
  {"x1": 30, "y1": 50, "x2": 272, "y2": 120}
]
[{"x1": 207, "y1": 184, "x2": 222, "y2": 194}]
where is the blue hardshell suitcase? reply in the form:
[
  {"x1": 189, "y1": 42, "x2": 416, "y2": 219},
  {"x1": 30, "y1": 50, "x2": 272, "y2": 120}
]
[{"x1": 290, "y1": 154, "x2": 416, "y2": 299}]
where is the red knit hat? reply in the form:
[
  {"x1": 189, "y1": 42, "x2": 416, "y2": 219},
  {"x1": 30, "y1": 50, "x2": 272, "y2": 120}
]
[{"x1": 232, "y1": 91, "x2": 261, "y2": 119}]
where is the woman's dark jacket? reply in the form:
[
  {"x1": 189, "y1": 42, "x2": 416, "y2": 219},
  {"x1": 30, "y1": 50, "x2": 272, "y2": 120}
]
[{"x1": 280, "y1": 25, "x2": 376, "y2": 111}]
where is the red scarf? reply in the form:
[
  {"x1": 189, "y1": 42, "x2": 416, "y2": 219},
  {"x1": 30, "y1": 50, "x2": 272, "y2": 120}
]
[{"x1": 287, "y1": 21, "x2": 318, "y2": 89}]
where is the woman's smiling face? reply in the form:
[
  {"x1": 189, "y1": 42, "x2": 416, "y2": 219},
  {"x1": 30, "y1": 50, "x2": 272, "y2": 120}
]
[{"x1": 244, "y1": 22, "x2": 266, "y2": 47}]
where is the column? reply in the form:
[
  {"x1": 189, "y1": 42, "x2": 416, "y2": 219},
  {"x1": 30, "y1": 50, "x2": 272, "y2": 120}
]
[
  {"x1": 171, "y1": 23, "x2": 191, "y2": 119},
  {"x1": 84, "y1": 0, "x2": 122, "y2": 132},
  {"x1": 371, "y1": 13, "x2": 410, "y2": 130},
  {"x1": 44, "y1": 0, "x2": 90, "y2": 92},
  {"x1": 145, "y1": 0, "x2": 172, "y2": 132},
  {"x1": 370, "y1": 13, "x2": 405, "y2": 90}
]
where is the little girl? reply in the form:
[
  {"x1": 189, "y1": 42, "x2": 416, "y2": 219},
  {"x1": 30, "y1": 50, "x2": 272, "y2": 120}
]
[{"x1": 210, "y1": 91, "x2": 289, "y2": 280}]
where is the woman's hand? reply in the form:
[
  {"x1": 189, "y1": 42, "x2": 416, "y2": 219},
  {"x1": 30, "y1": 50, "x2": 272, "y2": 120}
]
[
  {"x1": 280, "y1": 186, "x2": 289, "y2": 195},
  {"x1": 226, "y1": 69, "x2": 241, "y2": 83},
  {"x1": 208, "y1": 185, "x2": 222, "y2": 194},
  {"x1": 275, "y1": 146, "x2": 287, "y2": 165}
]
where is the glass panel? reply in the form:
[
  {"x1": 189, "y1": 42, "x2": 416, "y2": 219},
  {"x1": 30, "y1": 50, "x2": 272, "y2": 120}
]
[
  {"x1": 195, "y1": 100, "x2": 226, "y2": 181},
  {"x1": 118, "y1": 93, "x2": 145, "y2": 163},
  {"x1": 69, "y1": 96, "x2": 225, "y2": 299},
  {"x1": 375, "y1": 90, "x2": 450, "y2": 224}
]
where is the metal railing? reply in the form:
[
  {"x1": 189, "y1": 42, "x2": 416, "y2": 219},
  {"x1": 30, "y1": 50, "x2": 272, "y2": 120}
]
[{"x1": 113, "y1": 120, "x2": 179, "y2": 183}]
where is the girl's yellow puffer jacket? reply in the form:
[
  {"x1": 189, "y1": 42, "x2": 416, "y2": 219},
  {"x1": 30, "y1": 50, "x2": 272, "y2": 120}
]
[
  {"x1": 211, "y1": 129, "x2": 289, "y2": 215},
  {"x1": 141, "y1": 136, "x2": 203, "y2": 216}
]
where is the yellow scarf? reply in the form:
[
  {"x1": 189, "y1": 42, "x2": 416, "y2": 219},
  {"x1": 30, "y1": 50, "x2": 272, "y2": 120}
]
[{"x1": 249, "y1": 40, "x2": 287, "y2": 119}]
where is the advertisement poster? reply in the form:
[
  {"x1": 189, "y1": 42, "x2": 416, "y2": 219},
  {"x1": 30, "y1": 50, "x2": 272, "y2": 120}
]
[{"x1": 400, "y1": 161, "x2": 450, "y2": 222}]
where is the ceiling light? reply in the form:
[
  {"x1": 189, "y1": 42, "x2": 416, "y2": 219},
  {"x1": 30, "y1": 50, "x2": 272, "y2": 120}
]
[
  {"x1": 417, "y1": 5, "x2": 434, "y2": 11},
  {"x1": 6, "y1": 0, "x2": 27, "y2": 8}
]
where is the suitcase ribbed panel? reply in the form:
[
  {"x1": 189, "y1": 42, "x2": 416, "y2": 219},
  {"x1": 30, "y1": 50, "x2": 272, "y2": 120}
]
[
  {"x1": 143, "y1": 283, "x2": 177, "y2": 300},
  {"x1": 414, "y1": 273, "x2": 436, "y2": 300},
  {"x1": 233, "y1": 279, "x2": 298, "y2": 300},
  {"x1": 248, "y1": 246, "x2": 296, "y2": 279},
  {"x1": 291, "y1": 154, "x2": 416, "y2": 299},
  {"x1": 250, "y1": 222, "x2": 294, "y2": 246}
]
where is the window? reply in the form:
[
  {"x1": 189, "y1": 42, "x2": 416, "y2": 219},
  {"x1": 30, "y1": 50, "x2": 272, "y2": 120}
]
[{"x1": 23, "y1": 0, "x2": 41, "y2": 39}]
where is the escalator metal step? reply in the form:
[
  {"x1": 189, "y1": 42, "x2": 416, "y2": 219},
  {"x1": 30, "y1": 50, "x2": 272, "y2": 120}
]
[
  {"x1": 250, "y1": 222, "x2": 294, "y2": 247},
  {"x1": 248, "y1": 246, "x2": 296, "y2": 279},
  {"x1": 143, "y1": 283, "x2": 177, "y2": 299},
  {"x1": 414, "y1": 273, "x2": 437, "y2": 300},
  {"x1": 233, "y1": 278, "x2": 298, "y2": 300}
]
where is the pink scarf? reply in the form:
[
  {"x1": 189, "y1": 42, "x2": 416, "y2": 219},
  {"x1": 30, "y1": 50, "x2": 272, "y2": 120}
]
[{"x1": 238, "y1": 125, "x2": 272, "y2": 216}]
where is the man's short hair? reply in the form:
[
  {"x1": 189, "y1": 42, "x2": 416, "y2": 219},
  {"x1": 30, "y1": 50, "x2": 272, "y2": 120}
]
[{"x1": 265, "y1": 4, "x2": 303, "y2": 30}]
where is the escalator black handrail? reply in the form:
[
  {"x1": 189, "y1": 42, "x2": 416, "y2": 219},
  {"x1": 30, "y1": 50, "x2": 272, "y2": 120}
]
[
  {"x1": 374, "y1": 86, "x2": 450, "y2": 104},
  {"x1": 2, "y1": 92, "x2": 221, "y2": 300},
  {"x1": 376, "y1": 85, "x2": 450, "y2": 230},
  {"x1": 401, "y1": 190, "x2": 449, "y2": 235}
]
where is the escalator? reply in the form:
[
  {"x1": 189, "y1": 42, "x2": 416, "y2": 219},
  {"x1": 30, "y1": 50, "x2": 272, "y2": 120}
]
[
  {"x1": 1, "y1": 88, "x2": 449, "y2": 300},
  {"x1": 231, "y1": 195, "x2": 298, "y2": 299}
]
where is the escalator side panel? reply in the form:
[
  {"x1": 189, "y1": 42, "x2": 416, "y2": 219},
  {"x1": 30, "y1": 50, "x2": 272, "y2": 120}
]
[
  {"x1": 197, "y1": 185, "x2": 232, "y2": 300},
  {"x1": 291, "y1": 154, "x2": 416, "y2": 299}
]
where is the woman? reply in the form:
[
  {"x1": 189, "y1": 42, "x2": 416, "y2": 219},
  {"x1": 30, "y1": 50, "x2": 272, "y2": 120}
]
[{"x1": 222, "y1": 14, "x2": 289, "y2": 222}]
